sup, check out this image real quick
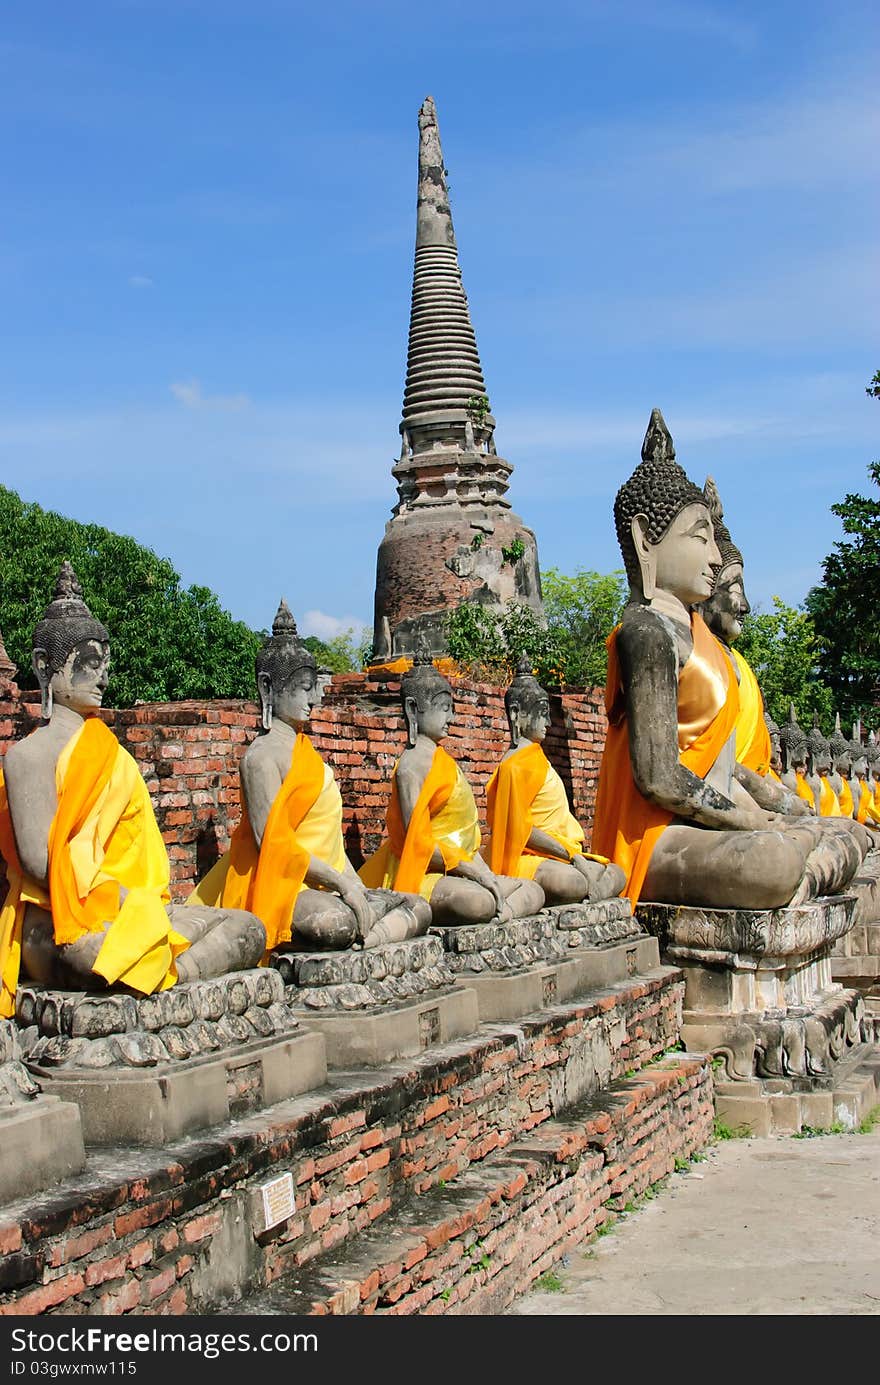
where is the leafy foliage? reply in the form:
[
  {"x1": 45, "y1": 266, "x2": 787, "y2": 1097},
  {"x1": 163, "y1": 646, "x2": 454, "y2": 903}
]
[
  {"x1": 804, "y1": 460, "x2": 880, "y2": 728},
  {"x1": 0, "y1": 485, "x2": 261, "y2": 706},
  {"x1": 303, "y1": 628, "x2": 371, "y2": 673},
  {"x1": 443, "y1": 567, "x2": 626, "y2": 689},
  {"x1": 736, "y1": 598, "x2": 833, "y2": 728}
]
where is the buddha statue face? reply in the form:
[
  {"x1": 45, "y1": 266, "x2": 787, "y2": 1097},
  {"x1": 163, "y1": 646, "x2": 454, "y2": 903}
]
[
  {"x1": 255, "y1": 599, "x2": 318, "y2": 732},
  {"x1": 632, "y1": 502, "x2": 721, "y2": 607},
  {"x1": 765, "y1": 716, "x2": 783, "y2": 774},
  {"x1": 505, "y1": 657, "x2": 550, "y2": 746},
  {"x1": 31, "y1": 562, "x2": 111, "y2": 720},
  {"x1": 808, "y1": 720, "x2": 832, "y2": 777},
  {"x1": 401, "y1": 656, "x2": 454, "y2": 747},
  {"x1": 702, "y1": 561, "x2": 750, "y2": 644},
  {"x1": 852, "y1": 747, "x2": 868, "y2": 779}
]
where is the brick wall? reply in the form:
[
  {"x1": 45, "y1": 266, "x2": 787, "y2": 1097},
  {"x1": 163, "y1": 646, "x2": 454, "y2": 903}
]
[
  {"x1": 0, "y1": 671, "x2": 608, "y2": 900},
  {"x1": 0, "y1": 972, "x2": 710, "y2": 1316}
]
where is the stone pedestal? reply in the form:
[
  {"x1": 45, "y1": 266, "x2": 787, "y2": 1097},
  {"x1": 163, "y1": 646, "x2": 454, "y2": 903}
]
[
  {"x1": 17, "y1": 970, "x2": 327, "y2": 1145},
  {"x1": 272, "y1": 936, "x2": 479, "y2": 1068},
  {"x1": 831, "y1": 849, "x2": 880, "y2": 996},
  {"x1": 0, "y1": 1019, "x2": 85, "y2": 1206},
  {"x1": 638, "y1": 895, "x2": 880, "y2": 1133},
  {"x1": 432, "y1": 900, "x2": 658, "y2": 1022}
]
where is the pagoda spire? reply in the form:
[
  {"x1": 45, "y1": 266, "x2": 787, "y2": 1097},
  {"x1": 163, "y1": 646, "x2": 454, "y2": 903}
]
[{"x1": 394, "y1": 97, "x2": 511, "y2": 512}]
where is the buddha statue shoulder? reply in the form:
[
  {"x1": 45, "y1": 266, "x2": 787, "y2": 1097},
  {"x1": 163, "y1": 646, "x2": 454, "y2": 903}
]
[
  {"x1": 828, "y1": 714, "x2": 856, "y2": 818},
  {"x1": 779, "y1": 706, "x2": 817, "y2": 811},
  {"x1": 0, "y1": 564, "x2": 265, "y2": 1016},
  {"x1": 589, "y1": 409, "x2": 862, "y2": 909},
  {"x1": 483, "y1": 657, "x2": 625, "y2": 904},
  {"x1": 191, "y1": 601, "x2": 431, "y2": 951},
  {"x1": 359, "y1": 654, "x2": 545, "y2": 924},
  {"x1": 807, "y1": 716, "x2": 842, "y2": 818}
]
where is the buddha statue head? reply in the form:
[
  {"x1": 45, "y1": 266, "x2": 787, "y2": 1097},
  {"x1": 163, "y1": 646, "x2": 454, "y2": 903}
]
[
  {"x1": 400, "y1": 650, "x2": 454, "y2": 748},
  {"x1": 850, "y1": 724, "x2": 868, "y2": 780},
  {"x1": 866, "y1": 731, "x2": 880, "y2": 787},
  {"x1": 614, "y1": 409, "x2": 720, "y2": 609},
  {"x1": 699, "y1": 477, "x2": 750, "y2": 644},
  {"x1": 764, "y1": 710, "x2": 783, "y2": 775},
  {"x1": 779, "y1": 704, "x2": 808, "y2": 776},
  {"x1": 32, "y1": 562, "x2": 111, "y2": 721},
  {"x1": 505, "y1": 655, "x2": 550, "y2": 748},
  {"x1": 255, "y1": 599, "x2": 318, "y2": 731},
  {"x1": 807, "y1": 714, "x2": 832, "y2": 778},
  {"x1": 828, "y1": 712, "x2": 852, "y2": 778}
]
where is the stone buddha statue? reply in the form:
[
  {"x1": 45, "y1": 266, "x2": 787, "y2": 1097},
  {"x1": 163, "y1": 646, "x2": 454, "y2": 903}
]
[
  {"x1": 779, "y1": 706, "x2": 816, "y2": 811},
  {"x1": 0, "y1": 564, "x2": 266, "y2": 1016},
  {"x1": 359, "y1": 654, "x2": 545, "y2": 924},
  {"x1": 764, "y1": 712, "x2": 783, "y2": 781},
  {"x1": 192, "y1": 601, "x2": 431, "y2": 951},
  {"x1": 483, "y1": 658, "x2": 625, "y2": 904},
  {"x1": 849, "y1": 729, "x2": 876, "y2": 829},
  {"x1": 866, "y1": 733, "x2": 880, "y2": 826},
  {"x1": 828, "y1": 714, "x2": 855, "y2": 818},
  {"x1": 698, "y1": 477, "x2": 810, "y2": 818},
  {"x1": 590, "y1": 409, "x2": 861, "y2": 909},
  {"x1": 807, "y1": 716, "x2": 841, "y2": 817}
]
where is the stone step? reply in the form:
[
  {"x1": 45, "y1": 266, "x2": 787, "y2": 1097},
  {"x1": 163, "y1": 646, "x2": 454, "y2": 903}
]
[
  {"x1": 714, "y1": 1043, "x2": 880, "y2": 1136},
  {"x1": 219, "y1": 1051, "x2": 713, "y2": 1317}
]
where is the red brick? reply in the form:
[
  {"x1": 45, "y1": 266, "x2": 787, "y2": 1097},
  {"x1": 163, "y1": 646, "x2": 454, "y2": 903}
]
[
  {"x1": 0, "y1": 1272, "x2": 85, "y2": 1316},
  {"x1": 85, "y1": 1253, "x2": 129, "y2": 1286},
  {"x1": 182, "y1": 1211, "x2": 222, "y2": 1244}
]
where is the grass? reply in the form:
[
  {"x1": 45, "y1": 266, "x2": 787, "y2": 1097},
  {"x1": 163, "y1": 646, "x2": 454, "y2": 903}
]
[
  {"x1": 858, "y1": 1105, "x2": 880, "y2": 1134},
  {"x1": 713, "y1": 1117, "x2": 751, "y2": 1141},
  {"x1": 791, "y1": 1106, "x2": 880, "y2": 1139},
  {"x1": 533, "y1": 1270, "x2": 565, "y2": 1293}
]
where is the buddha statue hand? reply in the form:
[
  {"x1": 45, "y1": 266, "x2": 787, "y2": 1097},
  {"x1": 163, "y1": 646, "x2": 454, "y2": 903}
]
[
  {"x1": 336, "y1": 879, "x2": 376, "y2": 945},
  {"x1": 452, "y1": 856, "x2": 513, "y2": 923}
]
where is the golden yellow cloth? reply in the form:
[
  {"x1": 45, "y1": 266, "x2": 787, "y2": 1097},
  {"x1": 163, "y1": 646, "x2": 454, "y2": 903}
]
[
  {"x1": 838, "y1": 779, "x2": 855, "y2": 818},
  {"x1": 189, "y1": 734, "x2": 341, "y2": 952},
  {"x1": 359, "y1": 746, "x2": 480, "y2": 900},
  {"x1": 485, "y1": 742, "x2": 609, "y2": 880},
  {"x1": 768, "y1": 768, "x2": 782, "y2": 783},
  {"x1": 731, "y1": 648, "x2": 772, "y2": 775},
  {"x1": 0, "y1": 719, "x2": 187, "y2": 1017},
  {"x1": 856, "y1": 779, "x2": 874, "y2": 825},
  {"x1": 868, "y1": 786, "x2": 880, "y2": 825},
  {"x1": 795, "y1": 771, "x2": 816, "y2": 810},
  {"x1": 819, "y1": 776, "x2": 842, "y2": 817},
  {"x1": 591, "y1": 612, "x2": 740, "y2": 906}
]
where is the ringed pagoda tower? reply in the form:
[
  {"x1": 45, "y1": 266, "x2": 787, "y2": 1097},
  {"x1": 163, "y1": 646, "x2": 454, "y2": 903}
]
[{"x1": 370, "y1": 96, "x2": 543, "y2": 661}]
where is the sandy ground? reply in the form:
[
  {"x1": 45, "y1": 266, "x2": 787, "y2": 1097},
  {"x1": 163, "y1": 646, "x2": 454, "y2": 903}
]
[{"x1": 509, "y1": 1128, "x2": 880, "y2": 1316}]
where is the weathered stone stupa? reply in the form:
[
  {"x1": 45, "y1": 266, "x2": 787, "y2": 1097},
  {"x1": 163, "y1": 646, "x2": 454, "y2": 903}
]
[{"x1": 371, "y1": 97, "x2": 543, "y2": 660}]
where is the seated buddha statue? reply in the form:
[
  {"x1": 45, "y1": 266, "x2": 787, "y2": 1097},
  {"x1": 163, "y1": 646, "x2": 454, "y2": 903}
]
[
  {"x1": 828, "y1": 715, "x2": 857, "y2": 818},
  {"x1": 779, "y1": 707, "x2": 817, "y2": 811},
  {"x1": 0, "y1": 564, "x2": 266, "y2": 1016},
  {"x1": 590, "y1": 409, "x2": 861, "y2": 909},
  {"x1": 698, "y1": 477, "x2": 810, "y2": 819},
  {"x1": 765, "y1": 712, "x2": 784, "y2": 782},
  {"x1": 359, "y1": 654, "x2": 545, "y2": 925},
  {"x1": 191, "y1": 602, "x2": 431, "y2": 951},
  {"x1": 849, "y1": 732, "x2": 877, "y2": 829},
  {"x1": 483, "y1": 657, "x2": 625, "y2": 904},
  {"x1": 866, "y1": 734, "x2": 880, "y2": 826},
  {"x1": 807, "y1": 717, "x2": 842, "y2": 817}
]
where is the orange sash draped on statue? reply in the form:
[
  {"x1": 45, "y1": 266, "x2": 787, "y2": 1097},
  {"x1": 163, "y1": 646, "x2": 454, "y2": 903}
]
[
  {"x1": 819, "y1": 776, "x2": 842, "y2": 817},
  {"x1": 218, "y1": 733, "x2": 325, "y2": 951},
  {"x1": 837, "y1": 779, "x2": 854, "y2": 818},
  {"x1": 591, "y1": 612, "x2": 740, "y2": 906},
  {"x1": 485, "y1": 742, "x2": 550, "y2": 876},
  {"x1": 856, "y1": 780, "x2": 874, "y2": 825},
  {"x1": 383, "y1": 745, "x2": 461, "y2": 893},
  {"x1": 795, "y1": 772, "x2": 815, "y2": 810},
  {"x1": 731, "y1": 648, "x2": 772, "y2": 775}
]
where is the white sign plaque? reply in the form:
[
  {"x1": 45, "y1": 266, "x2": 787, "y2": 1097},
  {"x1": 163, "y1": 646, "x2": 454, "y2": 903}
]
[{"x1": 260, "y1": 1172, "x2": 295, "y2": 1231}]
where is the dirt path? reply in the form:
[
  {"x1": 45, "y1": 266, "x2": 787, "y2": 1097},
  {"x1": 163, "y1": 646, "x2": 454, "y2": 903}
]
[{"x1": 509, "y1": 1128, "x2": 880, "y2": 1316}]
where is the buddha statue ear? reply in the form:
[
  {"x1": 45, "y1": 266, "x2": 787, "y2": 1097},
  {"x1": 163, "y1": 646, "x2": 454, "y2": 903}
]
[
  {"x1": 507, "y1": 697, "x2": 521, "y2": 748},
  {"x1": 256, "y1": 671, "x2": 273, "y2": 731},
  {"x1": 32, "y1": 649, "x2": 52, "y2": 721},
  {"x1": 630, "y1": 514, "x2": 656, "y2": 600},
  {"x1": 403, "y1": 695, "x2": 419, "y2": 749}
]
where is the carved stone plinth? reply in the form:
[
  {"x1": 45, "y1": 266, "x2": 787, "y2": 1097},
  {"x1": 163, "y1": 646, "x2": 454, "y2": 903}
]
[
  {"x1": 637, "y1": 896, "x2": 880, "y2": 1133},
  {"x1": 832, "y1": 850, "x2": 880, "y2": 997},
  {"x1": 17, "y1": 970, "x2": 327, "y2": 1145},
  {"x1": 431, "y1": 903, "x2": 658, "y2": 1022},
  {"x1": 272, "y1": 937, "x2": 479, "y2": 1068},
  {"x1": 0, "y1": 1019, "x2": 85, "y2": 1206}
]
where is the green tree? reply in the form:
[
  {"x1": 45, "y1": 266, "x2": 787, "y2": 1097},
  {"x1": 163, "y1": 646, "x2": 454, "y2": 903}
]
[
  {"x1": 0, "y1": 486, "x2": 261, "y2": 706},
  {"x1": 542, "y1": 567, "x2": 627, "y2": 687},
  {"x1": 736, "y1": 598, "x2": 834, "y2": 729},
  {"x1": 303, "y1": 628, "x2": 370, "y2": 673},
  {"x1": 803, "y1": 374, "x2": 880, "y2": 727}
]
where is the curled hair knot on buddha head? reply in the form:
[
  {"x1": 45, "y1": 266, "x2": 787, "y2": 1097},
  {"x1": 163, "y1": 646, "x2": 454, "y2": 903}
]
[
  {"x1": 613, "y1": 409, "x2": 708, "y2": 592},
  {"x1": 702, "y1": 476, "x2": 743, "y2": 578},
  {"x1": 779, "y1": 704, "x2": 808, "y2": 774},
  {"x1": 255, "y1": 599, "x2": 316, "y2": 730},
  {"x1": 505, "y1": 654, "x2": 548, "y2": 746},
  {"x1": 32, "y1": 562, "x2": 110, "y2": 719}
]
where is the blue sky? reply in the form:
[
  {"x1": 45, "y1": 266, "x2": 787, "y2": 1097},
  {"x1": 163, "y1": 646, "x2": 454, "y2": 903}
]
[{"x1": 1, "y1": 1, "x2": 877, "y2": 642}]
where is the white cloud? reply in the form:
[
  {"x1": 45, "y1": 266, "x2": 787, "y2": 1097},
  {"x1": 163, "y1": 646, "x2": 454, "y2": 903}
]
[
  {"x1": 301, "y1": 610, "x2": 370, "y2": 643},
  {"x1": 170, "y1": 378, "x2": 250, "y2": 411},
  {"x1": 128, "y1": 274, "x2": 153, "y2": 289}
]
